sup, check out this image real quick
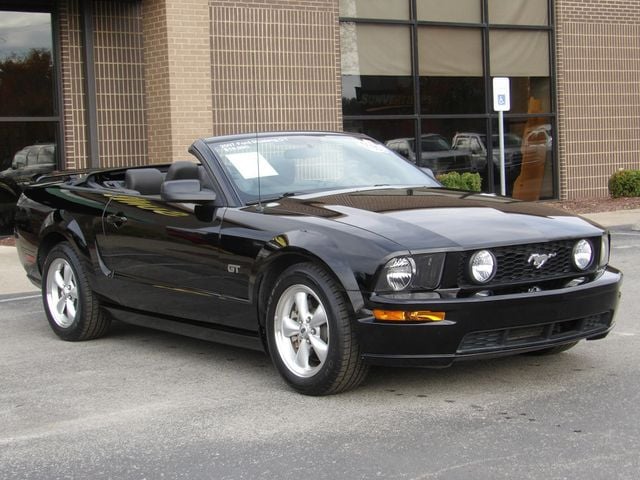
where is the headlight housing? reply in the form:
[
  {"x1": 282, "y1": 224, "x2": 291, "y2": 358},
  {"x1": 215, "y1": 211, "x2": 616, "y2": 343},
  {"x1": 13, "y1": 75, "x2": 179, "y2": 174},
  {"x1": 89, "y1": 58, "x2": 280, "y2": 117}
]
[
  {"x1": 599, "y1": 234, "x2": 610, "y2": 268},
  {"x1": 572, "y1": 239, "x2": 593, "y2": 271},
  {"x1": 469, "y1": 249, "x2": 497, "y2": 284},
  {"x1": 375, "y1": 254, "x2": 445, "y2": 292}
]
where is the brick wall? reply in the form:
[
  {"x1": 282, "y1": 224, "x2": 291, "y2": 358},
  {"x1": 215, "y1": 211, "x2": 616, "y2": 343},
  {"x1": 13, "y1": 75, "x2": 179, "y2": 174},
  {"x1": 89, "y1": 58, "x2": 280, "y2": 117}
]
[
  {"x1": 59, "y1": 0, "x2": 147, "y2": 169},
  {"x1": 58, "y1": 0, "x2": 87, "y2": 170},
  {"x1": 94, "y1": 1, "x2": 147, "y2": 168},
  {"x1": 210, "y1": 0, "x2": 342, "y2": 135},
  {"x1": 556, "y1": 0, "x2": 640, "y2": 199},
  {"x1": 142, "y1": 0, "x2": 213, "y2": 164}
]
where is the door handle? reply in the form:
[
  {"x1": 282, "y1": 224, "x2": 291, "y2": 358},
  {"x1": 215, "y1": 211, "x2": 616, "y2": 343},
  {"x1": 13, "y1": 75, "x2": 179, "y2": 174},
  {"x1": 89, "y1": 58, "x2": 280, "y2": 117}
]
[{"x1": 106, "y1": 213, "x2": 128, "y2": 227}]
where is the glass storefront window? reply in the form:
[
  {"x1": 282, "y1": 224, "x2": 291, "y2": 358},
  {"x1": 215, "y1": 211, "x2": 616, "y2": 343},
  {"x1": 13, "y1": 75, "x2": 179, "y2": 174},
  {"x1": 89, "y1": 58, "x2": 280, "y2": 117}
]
[
  {"x1": 489, "y1": 30, "x2": 550, "y2": 114},
  {"x1": 0, "y1": 11, "x2": 54, "y2": 116},
  {"x1": 489, "y1": 30, "x2": 549, "y2": 77},
  {"x1": 0, "y1": 9, "x2": 57, "y2": 172},
  {"x1": 418, "y1": 27, "x2": 484, "y2": 114},
  {"x1": 416, "y1": 0, "x2": 481, "y2": 24},
  {"x1": 339, "y1": 0, "x2": 409, "y2": 20},
  {"x1": 340, "y1": 3, "x2": 555, "y2": 197},
  {"x1": 341, "y1": 23, "x2": 413, "y2": 115},
  {"x1": 0, "y1": 122, "x2": 56, "y2": 179},
  {"x1": 343, "y1": 119, "x2": 415, "y2": 147},
  {"x1": 488, "y1": 0, "x2": 548, "y2": 26},
  {"x1": 490, "y1": 117, "x2": 554, "y2": 199},
  {"x1": 421, "y1": 118, "x2": 490, "y2": 189}
]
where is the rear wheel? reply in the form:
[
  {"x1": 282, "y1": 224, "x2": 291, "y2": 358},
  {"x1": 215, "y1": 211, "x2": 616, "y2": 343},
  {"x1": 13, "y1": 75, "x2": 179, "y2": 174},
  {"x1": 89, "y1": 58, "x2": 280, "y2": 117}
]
[
  {"x1": 42, "y1": 242, "x2": 110, "y2": 341},
  {"x1": 266, "y1": 263, "x2": 368, "y2": 395}
]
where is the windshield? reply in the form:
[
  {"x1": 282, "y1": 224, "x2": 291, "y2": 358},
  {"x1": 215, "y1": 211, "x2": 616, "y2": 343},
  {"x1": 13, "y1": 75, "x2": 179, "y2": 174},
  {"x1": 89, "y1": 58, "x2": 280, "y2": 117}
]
[{"x1": 207, "y1": 134, "x2": 440, "y2": 204}]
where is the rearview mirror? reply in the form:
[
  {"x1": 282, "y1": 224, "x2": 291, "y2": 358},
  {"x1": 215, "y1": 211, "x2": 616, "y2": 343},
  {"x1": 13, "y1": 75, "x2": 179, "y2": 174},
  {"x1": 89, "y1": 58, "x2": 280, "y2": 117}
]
[{"x1": 161, "y1": 179, "x2": 216, "y2": 203}]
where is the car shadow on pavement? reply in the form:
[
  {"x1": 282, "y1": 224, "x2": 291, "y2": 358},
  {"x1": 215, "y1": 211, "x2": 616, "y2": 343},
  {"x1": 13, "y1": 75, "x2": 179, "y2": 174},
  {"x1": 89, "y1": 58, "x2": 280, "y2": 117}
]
[{"x1": 104, "y1": 319, "x2": 594, "y2": 398}]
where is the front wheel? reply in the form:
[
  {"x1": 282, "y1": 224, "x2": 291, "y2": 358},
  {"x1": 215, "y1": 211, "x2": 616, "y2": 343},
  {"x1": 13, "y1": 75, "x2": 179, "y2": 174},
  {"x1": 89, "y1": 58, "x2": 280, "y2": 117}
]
[
  {"x1": 42, "y1": 242, "x2": 111, "y2": 341},
  {"x1": 266, "y1": 263, "x2": 368, "y2": 395}
]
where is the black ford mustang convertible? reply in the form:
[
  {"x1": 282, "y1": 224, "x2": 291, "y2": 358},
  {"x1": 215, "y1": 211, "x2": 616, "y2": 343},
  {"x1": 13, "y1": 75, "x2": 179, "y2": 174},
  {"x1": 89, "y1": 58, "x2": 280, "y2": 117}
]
[{"x1": 13, "y1": 132, "x2": 622, "y2": 395}]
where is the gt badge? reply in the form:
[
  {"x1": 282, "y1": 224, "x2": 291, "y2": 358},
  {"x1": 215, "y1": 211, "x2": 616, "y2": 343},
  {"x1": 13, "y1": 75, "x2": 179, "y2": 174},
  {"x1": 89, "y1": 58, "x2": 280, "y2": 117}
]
[{"x1": 527, "y1": 252, "x2": 557, "y2": 269}]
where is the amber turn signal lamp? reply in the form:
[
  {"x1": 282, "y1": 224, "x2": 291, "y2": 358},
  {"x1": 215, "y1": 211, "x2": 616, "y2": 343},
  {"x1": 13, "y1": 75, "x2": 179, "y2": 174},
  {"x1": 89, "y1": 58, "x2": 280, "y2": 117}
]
[{"x1": 373, "y1": 309, "x2": 445, "y2": 322}]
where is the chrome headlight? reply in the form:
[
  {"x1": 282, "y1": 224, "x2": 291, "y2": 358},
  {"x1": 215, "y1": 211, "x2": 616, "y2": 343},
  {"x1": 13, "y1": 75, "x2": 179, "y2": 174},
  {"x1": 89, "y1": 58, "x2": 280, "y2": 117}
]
[
  {"x1": 381, "y1": 257, "x2": 415, "y2": 291},
  {"x1": 469, "y1": 250, "x2": 496, "y2": 284},
  {"x1": 599, "y1": 234, "x2": 610, "y2": 268},
  {"x1": 375, "y1": 254, "x2": 445, "y2": 292},
  {"x1": 572, "y1": 239, "x2": 593, "y2": 271}
]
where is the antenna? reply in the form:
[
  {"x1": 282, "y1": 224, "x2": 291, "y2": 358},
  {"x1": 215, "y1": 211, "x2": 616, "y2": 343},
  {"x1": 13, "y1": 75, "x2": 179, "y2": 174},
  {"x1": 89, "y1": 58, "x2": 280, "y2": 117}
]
[{"x1": 253, "y1": 34, "x2": 263, "y2": 212}]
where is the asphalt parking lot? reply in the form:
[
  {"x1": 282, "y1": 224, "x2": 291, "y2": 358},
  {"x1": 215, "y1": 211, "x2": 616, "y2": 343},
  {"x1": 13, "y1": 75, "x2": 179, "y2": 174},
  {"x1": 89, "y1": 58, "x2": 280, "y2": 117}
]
[{"x1": 1, "y1": 227, "x2": 639, "y2": 480}]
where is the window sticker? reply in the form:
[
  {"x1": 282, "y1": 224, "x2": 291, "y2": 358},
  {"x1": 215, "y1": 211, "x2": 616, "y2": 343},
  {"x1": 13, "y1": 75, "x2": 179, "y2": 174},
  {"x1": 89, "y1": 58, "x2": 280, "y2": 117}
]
[
  {"x1": 227, "y1": 152, "x2": 278, "y2": 179},
  {"x1": 359, "y1": 138, "x2": 389, "y2": 153}
]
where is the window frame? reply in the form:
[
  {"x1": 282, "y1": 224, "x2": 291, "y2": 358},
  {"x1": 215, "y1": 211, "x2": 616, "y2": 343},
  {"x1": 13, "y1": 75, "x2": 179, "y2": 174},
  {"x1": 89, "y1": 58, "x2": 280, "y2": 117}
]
[{"x1": 0, "y1": 2, "x2": 64, "y2": 170}]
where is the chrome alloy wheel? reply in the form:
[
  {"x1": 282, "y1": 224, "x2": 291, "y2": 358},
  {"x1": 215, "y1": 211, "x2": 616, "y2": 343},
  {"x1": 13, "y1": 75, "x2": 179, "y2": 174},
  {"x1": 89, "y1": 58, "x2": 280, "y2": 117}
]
[
  {"x1": 45, "y1": 258, "x2": 79, "y2": 328},
  {"x1": 273, "y1": 284, "x2": 330, "y2": 378}
]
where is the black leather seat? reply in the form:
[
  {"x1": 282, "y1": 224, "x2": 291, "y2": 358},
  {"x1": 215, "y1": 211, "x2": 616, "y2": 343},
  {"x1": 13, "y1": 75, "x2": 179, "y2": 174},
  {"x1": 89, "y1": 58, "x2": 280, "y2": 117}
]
[
  {"x1": 124, "y1": 168, "x2": 164, "y2": 195},
  {"x1": 165, "y1": 161, "x2": 200, "y2": 181},
  {"x1": 165, "y1": 160, "x2": 215, "y2": 190}
]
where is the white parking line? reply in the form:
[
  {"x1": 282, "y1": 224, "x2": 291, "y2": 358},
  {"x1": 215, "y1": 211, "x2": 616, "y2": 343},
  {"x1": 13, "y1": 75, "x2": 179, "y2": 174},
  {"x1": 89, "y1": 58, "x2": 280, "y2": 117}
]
[{"x1": 0, "y1": 294, "x2": 40, "y2": 303}]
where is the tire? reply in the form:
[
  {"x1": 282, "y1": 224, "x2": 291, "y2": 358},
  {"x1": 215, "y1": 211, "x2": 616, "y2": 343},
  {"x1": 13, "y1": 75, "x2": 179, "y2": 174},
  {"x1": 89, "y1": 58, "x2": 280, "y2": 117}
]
[
  {"x1": 526, "y1": 341, "x2": 579, "y2": 356},
  {"x1": 266, "y1": 263, "x2": 369, "y2": 395},
  {"x1": 42, "y1": 242, "x2": 110, "y2": 341}
]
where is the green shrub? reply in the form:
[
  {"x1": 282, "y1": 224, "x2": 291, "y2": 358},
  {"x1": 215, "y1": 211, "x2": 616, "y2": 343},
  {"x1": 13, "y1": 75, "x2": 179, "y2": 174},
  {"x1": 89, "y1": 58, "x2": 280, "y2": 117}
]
[
  {"x1": 437, "y1": 171, "x2": 482, "y2": 192},
  {"x1": 608, "y1": 170, "x2": 640, "y2": 198}
]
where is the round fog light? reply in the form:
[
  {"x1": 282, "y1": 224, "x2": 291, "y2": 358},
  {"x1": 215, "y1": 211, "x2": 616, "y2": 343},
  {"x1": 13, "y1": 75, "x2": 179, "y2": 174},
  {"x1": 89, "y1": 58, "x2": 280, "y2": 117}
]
[{"x1": 469, "y1": 250, "x2": 496, "y2": 284}]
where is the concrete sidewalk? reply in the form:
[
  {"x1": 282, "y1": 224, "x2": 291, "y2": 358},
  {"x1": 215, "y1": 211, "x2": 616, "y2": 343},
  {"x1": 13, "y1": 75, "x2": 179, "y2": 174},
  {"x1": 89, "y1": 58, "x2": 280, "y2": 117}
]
[
  {"x1": 0, "y1": 246, "x2": 38, "y2": 295},
  {"x1": 1, "y1": 208, "x2": 639, "y2": 298},
  {"x1": 580, "y1": 209, "x2": 640, "y2": 230}
]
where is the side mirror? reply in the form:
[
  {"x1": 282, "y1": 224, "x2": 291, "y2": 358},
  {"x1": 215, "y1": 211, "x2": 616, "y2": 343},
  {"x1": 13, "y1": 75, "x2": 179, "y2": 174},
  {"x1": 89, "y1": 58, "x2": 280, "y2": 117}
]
[{"x1": 161, "y1": 179, "x2": 216, "y2": 204}]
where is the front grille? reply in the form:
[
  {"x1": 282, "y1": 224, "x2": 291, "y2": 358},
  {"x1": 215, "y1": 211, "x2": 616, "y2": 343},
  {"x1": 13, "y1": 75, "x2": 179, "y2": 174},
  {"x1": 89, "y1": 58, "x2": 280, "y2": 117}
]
[
  {"x1": 457, "y1": 239, "x2": 599, "y2": 288},
  {"x1": 457, "y1": 313, "x2": 611, "y2": 354}
]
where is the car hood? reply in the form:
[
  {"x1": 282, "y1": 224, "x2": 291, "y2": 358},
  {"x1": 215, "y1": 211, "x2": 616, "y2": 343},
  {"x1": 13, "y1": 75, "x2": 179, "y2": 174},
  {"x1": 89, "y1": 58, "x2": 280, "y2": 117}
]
[{"x1": 261, "y1": 187, "x2": 603, "y2": 252}]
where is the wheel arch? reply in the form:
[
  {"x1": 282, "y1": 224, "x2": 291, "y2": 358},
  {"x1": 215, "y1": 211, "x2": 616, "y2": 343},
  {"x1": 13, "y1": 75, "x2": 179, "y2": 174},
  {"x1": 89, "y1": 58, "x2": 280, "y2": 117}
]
[
  {"x1": 252, "y1": 231, "x2": 366, "y2": 333},
  {"x1": 37, "y1": 211, "x2": 91, "y2": 275}
]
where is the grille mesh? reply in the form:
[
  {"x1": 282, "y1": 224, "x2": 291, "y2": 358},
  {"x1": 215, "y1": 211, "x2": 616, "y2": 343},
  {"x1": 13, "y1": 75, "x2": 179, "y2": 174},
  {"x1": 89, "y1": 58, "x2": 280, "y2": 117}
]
[{"x1": 458, "y1": 239, "x2": 598, "y2": 287}]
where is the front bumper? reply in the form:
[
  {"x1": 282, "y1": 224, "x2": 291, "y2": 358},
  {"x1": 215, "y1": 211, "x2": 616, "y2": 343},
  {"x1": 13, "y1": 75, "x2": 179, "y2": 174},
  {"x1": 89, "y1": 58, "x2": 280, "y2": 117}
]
[{"x1": 356, "y1": 267, "x2": 622, "y2": 367}]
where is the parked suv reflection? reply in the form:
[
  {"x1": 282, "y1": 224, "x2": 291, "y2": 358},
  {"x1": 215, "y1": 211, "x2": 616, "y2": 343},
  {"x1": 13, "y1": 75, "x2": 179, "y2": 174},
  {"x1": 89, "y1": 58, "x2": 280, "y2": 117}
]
[
  {"x1": 385, "y1": 134, "x2": 475, "y2": 175},
  {"x1": 1, "y1": 143, "x2": 56, "y2": 186},
  {"x1": 452, "y1": 132, "x2": 522, "y2": 195},
  {"x1": 0, "y1": 143, "x2": 56, "y2": 236}
]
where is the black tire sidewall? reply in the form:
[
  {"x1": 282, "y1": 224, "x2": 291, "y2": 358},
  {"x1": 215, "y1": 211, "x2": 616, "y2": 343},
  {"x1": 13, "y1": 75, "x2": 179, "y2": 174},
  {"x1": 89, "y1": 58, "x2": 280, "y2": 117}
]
[{"x1": 266, "y1": 264, "x2": 349, "y2": 394}]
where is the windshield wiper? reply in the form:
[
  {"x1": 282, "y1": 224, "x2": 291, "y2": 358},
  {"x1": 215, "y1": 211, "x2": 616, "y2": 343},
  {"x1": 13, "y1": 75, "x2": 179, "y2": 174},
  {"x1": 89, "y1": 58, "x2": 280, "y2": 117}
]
[{"x1": 245, "y1": 192, "x2": 303, "y2": 205}]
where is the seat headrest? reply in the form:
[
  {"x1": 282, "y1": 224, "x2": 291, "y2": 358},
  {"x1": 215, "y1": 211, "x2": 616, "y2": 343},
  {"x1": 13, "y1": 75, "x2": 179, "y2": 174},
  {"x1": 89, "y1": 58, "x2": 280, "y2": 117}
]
[
  {"x1": 166, "y1": 161, "x2": 200, "y2": 181},
  {"x1": 125, "y1": 168, "x2": 164, "y2": 195}
]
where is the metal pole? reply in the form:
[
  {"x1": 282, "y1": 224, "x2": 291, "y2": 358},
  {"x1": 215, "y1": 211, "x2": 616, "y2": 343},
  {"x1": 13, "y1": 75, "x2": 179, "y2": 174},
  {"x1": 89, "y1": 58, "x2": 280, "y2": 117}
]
[{"x1": 498, "y1": 110, "x2": 506, "y2": 196}]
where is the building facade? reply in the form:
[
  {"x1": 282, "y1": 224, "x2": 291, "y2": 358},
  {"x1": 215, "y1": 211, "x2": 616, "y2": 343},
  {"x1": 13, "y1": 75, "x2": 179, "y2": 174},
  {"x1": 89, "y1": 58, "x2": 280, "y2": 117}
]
[{"x1": 1, "y1": 0, "x2": 639, "y2": 200}]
